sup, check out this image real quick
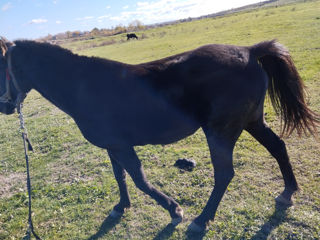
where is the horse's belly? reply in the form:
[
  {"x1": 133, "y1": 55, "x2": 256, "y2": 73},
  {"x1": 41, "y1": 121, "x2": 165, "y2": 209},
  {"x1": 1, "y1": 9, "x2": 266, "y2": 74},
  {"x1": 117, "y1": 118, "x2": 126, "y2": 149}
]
[
  {"x1": 123, "y1": 106, "x2": 200, "y2": 145},
  {"x1": 135, "y1": 117, "x2": 200, "y2": 145},
  {"x1": 75, "y1": 103, "x2": 200, "y2": 148}
]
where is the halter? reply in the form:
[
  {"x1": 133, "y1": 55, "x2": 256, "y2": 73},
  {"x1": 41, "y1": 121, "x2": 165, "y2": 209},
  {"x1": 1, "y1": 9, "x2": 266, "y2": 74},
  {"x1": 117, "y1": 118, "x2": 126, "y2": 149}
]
[{"x1": 0, "y1": 45, "x2": 26, "y2": 108}]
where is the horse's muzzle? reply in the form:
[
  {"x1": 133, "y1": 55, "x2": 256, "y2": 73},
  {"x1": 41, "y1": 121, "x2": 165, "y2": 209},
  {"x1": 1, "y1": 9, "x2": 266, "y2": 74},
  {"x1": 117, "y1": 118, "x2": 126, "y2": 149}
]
[{"x1": 0, "y1": 103, "x2": 15, "y2": 114}]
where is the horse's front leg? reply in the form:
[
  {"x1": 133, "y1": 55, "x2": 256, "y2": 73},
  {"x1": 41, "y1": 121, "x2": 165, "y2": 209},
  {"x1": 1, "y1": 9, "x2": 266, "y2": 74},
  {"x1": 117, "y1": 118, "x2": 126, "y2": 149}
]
[
  {"x1": 188, "y1": 126, "x2": 241, "y2": 232},
  {"x1": 107, "y1": 146, "x2": 183, "y2": 226},
  {"x1": 108, "y1": 151, "x2": 131, "y2": 218}
]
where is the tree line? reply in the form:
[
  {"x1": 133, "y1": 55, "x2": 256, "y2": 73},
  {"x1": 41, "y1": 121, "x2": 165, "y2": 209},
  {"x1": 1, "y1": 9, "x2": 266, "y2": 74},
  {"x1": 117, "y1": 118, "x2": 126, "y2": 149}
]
[{"x1": 39, "y1": 20, "x2": 145, "y2": 43}]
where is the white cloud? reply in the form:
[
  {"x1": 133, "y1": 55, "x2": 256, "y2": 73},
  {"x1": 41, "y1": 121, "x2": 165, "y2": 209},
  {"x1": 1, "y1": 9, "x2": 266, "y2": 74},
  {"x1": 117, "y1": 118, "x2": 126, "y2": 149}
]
[
  {"x1": 109, "y1": 16, "x2": 122, "y2": 21},
  {"x1": 106, "y1": 5, "x2": 111, "y2": 9},
  {"x1": 29, "y1": 18, "x2": 48, "y2": 24},
  {"x1": 109, "y1": 0, "x2": 260, "y2": 24},
  {"x1": 98, "y1": 15, "x2": 111, "y2": 19},
  {"x1": 53, "y1": 0, "x2": 58, "y2": 4},
  {"x1": 97, "y1": 15, "x2": 111, "y2": 23},
  {"x1": 55, "y1": 20, "x2": 62, "y2": 24},
  {"x1": 75, "y1": 16, "x2": 94, "y2": 21},
  {"x1": 137, "y1": 2, "x2": 149, "y2": 7},
  {"x1": 123, "y1": 5, "x2": 129, "y2": 9},
  {"x1": 2, "y1": 2, "x2": 12, "y2": 11}
]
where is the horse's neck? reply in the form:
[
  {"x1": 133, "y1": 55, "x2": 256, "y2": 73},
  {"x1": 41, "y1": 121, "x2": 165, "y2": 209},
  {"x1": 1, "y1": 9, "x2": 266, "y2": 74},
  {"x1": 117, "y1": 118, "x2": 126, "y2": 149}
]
[
  {"x1": 23, "y1": 51, "x2": 81, "y2": 116},
  {"x1": 23, "y1": 48, "x2": 128, "y2": 117}
]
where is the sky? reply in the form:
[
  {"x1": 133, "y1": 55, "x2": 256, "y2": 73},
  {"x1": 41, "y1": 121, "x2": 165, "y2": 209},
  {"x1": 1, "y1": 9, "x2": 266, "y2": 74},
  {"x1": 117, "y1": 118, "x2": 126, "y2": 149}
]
[{"x1": 1, "y1": 0, "x2": 262, "y2": 40}]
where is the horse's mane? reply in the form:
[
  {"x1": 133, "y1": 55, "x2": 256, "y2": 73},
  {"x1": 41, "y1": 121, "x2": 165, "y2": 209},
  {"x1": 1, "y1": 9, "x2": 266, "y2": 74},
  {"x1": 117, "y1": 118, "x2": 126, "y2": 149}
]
[
  {"x1": 13, "y1": 40, "x2": 128, "y2": 69},
  {"x1": 14, "y1": 40, "x2": 76, "y2": 59}
]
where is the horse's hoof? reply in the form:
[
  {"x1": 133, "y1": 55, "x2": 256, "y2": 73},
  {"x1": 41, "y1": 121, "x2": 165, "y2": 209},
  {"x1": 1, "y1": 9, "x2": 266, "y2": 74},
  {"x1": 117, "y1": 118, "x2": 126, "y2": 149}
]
[
  {"x1": 187, "y1": 221, "x2": 205, "y2": 232},
  {"x1": 275, "y1": 194, "x2": 293, "y2": 206},
  {"x1": 171, "y1": 207, "x2": 183, "y2": 226},
  {"x1": 109, "y1": 209, "x2": 123, "y2": 218},
  {"x1": 171, "y1": 216, "x2": 182, "y2": 226}
]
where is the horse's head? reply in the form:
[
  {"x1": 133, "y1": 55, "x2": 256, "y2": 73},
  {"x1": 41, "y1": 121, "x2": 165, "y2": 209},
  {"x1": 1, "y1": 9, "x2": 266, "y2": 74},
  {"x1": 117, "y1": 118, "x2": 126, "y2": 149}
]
[{"x1": 0, "y1": 37, "x2": 19, "y2": 114}]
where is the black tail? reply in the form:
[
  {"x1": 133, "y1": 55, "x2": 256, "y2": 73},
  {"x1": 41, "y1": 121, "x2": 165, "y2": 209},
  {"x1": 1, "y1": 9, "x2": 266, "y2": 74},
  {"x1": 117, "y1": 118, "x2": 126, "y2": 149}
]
[{"x1": 251, "y1": 40, "x2": 319, "y2": 137}]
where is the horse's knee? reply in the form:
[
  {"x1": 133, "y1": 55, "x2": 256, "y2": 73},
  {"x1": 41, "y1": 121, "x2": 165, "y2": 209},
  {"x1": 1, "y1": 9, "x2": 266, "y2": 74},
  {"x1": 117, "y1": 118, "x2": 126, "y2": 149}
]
[
  {"x1": 135, "y1": 181, "x2": 148, "y2": 192},
  {"x1": 131, "y1": 175, "x2": 152, "y2": 192},
  {"x1": 215, "y1": 167, "x2": 234, "y2": 186},
  {"x1": 223, "y1": 169, "x2": 234, "y2": 182},
  {"x1": 272, "y1": 135, "x2": 285, "y2": 150},
  {"x1": 277, "y1": 139, "x2": 287, "y2": 154},
  {"x1": 270, "y1": 138, "x2": 289, "y2": 161}
]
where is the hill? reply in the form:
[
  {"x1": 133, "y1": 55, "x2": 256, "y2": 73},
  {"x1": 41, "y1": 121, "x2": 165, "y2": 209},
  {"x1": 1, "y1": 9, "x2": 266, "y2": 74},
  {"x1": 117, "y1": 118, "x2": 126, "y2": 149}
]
[
  {"x1": 0, "y1": 0, "x2": 319, "y2": 239},
  {"x1": 46, "y1": 0, "x2": 303, "y2": 46}
]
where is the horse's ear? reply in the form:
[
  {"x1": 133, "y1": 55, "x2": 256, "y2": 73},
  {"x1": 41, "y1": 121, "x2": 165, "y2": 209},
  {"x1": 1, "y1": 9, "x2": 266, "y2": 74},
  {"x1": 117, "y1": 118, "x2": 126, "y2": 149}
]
[
  {"x1": 0, "y1": 36, "x2": 13, "y2": 57},
  {"x1": 0, "y1": 37, "x2": 8, "y2": 57}
]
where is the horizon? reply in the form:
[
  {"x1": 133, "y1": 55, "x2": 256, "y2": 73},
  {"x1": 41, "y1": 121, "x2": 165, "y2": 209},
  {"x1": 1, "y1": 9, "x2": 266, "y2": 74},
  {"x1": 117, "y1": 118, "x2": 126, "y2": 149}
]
[{"x1": 1, "y1": 0, "x2": 263, "y2": 41}]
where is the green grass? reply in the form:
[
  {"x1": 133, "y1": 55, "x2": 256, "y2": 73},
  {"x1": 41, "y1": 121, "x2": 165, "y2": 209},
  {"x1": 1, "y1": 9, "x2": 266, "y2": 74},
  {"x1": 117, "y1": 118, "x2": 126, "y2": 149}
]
[{"x1": 1, "y1": 0, "x2": 320, "y2": 239}]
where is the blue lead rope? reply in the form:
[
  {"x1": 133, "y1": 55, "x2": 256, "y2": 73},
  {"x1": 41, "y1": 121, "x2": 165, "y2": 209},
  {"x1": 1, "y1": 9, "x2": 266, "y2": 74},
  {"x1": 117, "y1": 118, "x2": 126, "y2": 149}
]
[{"x1": 18, "y1": 103, "x2": 41, "y2": 240}]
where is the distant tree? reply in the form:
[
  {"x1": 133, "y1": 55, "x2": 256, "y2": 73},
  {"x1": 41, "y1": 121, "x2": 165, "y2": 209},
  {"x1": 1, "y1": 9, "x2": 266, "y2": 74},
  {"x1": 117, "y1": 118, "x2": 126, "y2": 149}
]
[
  {"x1": 45, "y1": 34, "x2": 52, "y2": 40},
  {"x1": 72, "y1": 31, "x2": 81, "y2": 37},
  {"x1": 66, "y1": 31, "x2": 72, "y2": 38},
  {"x1": 114, "y1": 24, "x2": 127, "y2": 34},
  {"x1": 128, "y1": 20, "x2": 145, "y2": 31},
  {"x1": 100, "y1": 28, "x2": 113, "y2": 36},
  {"x1": 56, "y1": 32, "x2": 67, "y2": 40},
  {"x1": 90, "y1": 27, "x2": 100, "y2": 36},
  {"x1": 38, "y1": 34, "x2": 53, "y2": 42}
]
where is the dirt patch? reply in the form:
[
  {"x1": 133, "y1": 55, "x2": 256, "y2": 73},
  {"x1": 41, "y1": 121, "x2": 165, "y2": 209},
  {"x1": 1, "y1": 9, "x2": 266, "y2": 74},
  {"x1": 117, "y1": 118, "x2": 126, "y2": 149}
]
[{"x1": 0, "y1": 172, "x2": 25, "y2": 199}]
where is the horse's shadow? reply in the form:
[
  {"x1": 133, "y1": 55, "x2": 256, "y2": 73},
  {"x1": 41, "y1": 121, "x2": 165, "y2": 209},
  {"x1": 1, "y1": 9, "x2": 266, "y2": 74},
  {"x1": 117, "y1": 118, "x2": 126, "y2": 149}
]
[
  {"x1": 87, "y1": 214, "x2": 178, "y2": 240},
  {"x1": 185, "y1": 230, "x2": 206, "y2": 240},
  {"x1": 87, "y1": 214, "x2": 121, "y2": 240},
  {"x1": 153, "y1": 223, "x2": 176, "y2": 240},
  {"x1": 183, "y1": 201, "x2": 290, "y2": 240},
  {"x1": 87, "y1": 202, "x2": 289, "y2": 240},
  {"x1": 250, "y1": 202, "x2": 290, "y2": 240}
]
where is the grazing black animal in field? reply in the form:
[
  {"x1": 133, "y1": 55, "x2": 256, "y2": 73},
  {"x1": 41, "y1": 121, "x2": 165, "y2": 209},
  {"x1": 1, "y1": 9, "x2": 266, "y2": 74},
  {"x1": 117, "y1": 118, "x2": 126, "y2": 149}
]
[
  {"x1": 127, "y1": 33, "x2": 138, "y2": 40},
  {"x1": 0, "y1": 36, "x2": 318, "y2": 233}
]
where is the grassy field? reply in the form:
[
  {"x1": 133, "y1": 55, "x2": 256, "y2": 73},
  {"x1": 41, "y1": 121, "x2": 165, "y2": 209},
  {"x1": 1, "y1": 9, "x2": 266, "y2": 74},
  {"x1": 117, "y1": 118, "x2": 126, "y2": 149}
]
[{"x1": 1, "y1": 0, "x2": 320, "y2": 239}]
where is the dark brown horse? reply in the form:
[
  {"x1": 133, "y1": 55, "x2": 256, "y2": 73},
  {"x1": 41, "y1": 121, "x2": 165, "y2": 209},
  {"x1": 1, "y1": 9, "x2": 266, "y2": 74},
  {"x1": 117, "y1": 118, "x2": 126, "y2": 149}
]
[
  {"x1": 127, "y1": 33, "x2": 138, "y2": 40},
  {"x1": 0, "y1": 36, "x2": 318, "y2": 233}
]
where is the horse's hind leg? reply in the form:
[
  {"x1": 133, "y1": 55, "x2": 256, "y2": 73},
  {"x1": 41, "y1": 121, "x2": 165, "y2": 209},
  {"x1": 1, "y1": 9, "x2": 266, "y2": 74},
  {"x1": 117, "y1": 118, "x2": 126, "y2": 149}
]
[
  {"x1": 108, "y1": 152, "x2": 131, "y2": 217},
  {"x1": 107, "y1": 147, "x2": 183, "y2": 225},
  {"x1": 188, "y1": 125, "x2": 241, "y2": 232},
  {"x1": 246, "y1": 119, "x2": 299, "y2": 205}
]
